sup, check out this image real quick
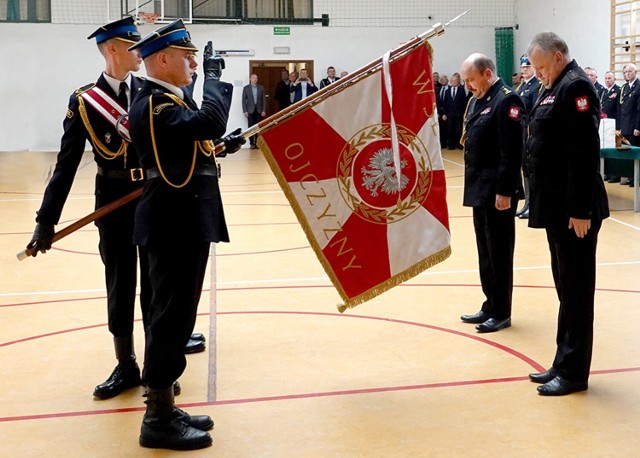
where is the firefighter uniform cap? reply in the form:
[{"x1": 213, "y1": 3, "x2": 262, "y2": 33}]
[
  {"x1": 128, "y1": 19, "x2": 198, "y2": 59},
  {"x1": 87, "y1": 16, "x2": 141, "y2": 44}
]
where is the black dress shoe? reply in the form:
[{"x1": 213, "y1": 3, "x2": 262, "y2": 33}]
[
  {"x1": 537, "y1": 376, "x2": 588, "y2": 396},
  {"x1": 185, "y1": 338, "x2": 206, "y2": 354},
  {"x1": 518, "y1": 209, "x2": 529, "y2": 219},
  {"x1": 515, "y1": 205, "x2": 528, "y2": 217},
  {"x1": 190, "y1": 333, "x2": 206, "y2": 343},
  {"x1": 93, "y1": 361, "x2": 141, "y2": 399},
  {"x1": 607, "y1": 176, "x2": 620, "y2": 183},
  {"x1": 475, "y1": 317, "x2": 511, "y2": 333},
  {"x1": 460, "y1": 310, "x2": 490, "y2": 324},
  {"x1": 176, "y1": 407, "x2": 214, "y2": 431},
  {"x1": 528, "y1": 367, "x2": 558, "y2": 384}
]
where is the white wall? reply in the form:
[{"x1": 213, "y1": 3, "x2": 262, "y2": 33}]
[
  {"x1": 0, "y1": 0, "x2": 612, "y2": 152},
  {"x1": 0, "y1": 22, "x2": 494, "y2": 151},
  {"x1": 514, "y1": 0, "x2": 610, "y2": 79}
]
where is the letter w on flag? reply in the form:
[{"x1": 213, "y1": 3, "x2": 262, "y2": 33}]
[{"x1": 257, "y1": 38, "x2": 451, "y2": 312}]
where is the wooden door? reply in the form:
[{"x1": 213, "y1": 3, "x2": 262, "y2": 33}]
[{"x1": 249, "y1": 60, "x2": 314, "y2": 117}]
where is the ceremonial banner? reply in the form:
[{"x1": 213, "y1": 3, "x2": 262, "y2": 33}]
[{"x1": 258, "y1": 40, "x2": 451, "y2": 312}]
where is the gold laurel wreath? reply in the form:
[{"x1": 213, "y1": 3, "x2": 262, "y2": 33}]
[{"x1": 337, "y1": 124, "x2": 433, "y2": 225}]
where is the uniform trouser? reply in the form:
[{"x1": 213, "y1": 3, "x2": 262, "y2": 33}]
[
  {"x1": 546, "y1": 219, "x2": 601, "y2": 382},
  {"x1": 438, "y1": 117, "x2": 448, "y2": 148},
  {"x1": 96, "y1": 191, "x2": 150, "y2": 338},
  {"x1": 473, "y1": 202, "x2": 517, "y2": 320},
  {"x1": 141, "y1": 239, "x2": 211, "y2": 390},
  {"x1": 447, "y1": 115, "x2": 463, "y2": 148},
  {"x1": 247, "y1": 111, "x2": 263, "y2": 146}
]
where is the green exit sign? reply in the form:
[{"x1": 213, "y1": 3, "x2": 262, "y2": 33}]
[{"x1": 274, "y1": 26, "x2": 290, "y2": 35}]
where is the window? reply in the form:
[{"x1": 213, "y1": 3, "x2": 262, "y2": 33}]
[
  {"x1": 1, "y1": 0, "x2": 51, "y2": 22},
  {"x1": 170, "y1": 0, "x2": 313, "y2": 24}
]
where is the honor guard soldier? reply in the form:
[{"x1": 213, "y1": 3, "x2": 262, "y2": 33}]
[
  {"x1": 25, "y1": 16, "x2": 206, "y2": 401},
  {"x1": 459, "y1": 54, "x2": 525, "y2": 334},
  {"x1": 128, "y1": 19, "x2": 244, "y2": 450},
  {"x1": 515, "y1": 54, "x2": 542, "y2": 219},
  {"x1": 525, "y1": 32, "x2": 609, "y2": 396}
]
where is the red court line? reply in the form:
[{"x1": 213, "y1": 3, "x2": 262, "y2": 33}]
[
  {"x1": 220, "y1": 310, "x2": 546, "y2": 372},
  {"x1": 3, "y1": 368, "x2": 640, "y2": 424},
  {"x1": 3, "y1": 283, "x2": 640, "y2": 310}
]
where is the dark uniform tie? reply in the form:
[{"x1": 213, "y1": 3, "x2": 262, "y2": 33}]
[{"x1": 118, "y1": 81, "x2": 128, "y2": 109}]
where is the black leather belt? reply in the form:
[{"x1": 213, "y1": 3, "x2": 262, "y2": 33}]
[
  {"x1": 97, "y1": 165, "x2": 145, "y2": 182},
  {"x1": 146, "y1": 164, "x2": 219, "y2": 180}
]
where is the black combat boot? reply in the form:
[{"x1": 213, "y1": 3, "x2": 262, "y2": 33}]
[
  {"x1": 139, "y1": 387, "x2": 213, "y2": 450},
  {"x1": 93, "y1": 335, "x2": 141, "y2": 399}
]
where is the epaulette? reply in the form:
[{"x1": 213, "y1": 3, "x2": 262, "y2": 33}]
[
  {"x1": 151, "y1": 88, "x2": 166, "y2": 95},
  {"x1": 501, "y1": 87, "x2": 512, "y2": 95},
  {"x1": 567, "y1": 70, "x2": 580, "y2": 81},
  {"x1": 75, "y1": 82, "x2": 96, "y2": 96}
]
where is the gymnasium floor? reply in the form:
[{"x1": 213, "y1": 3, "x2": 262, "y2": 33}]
[{"x1": 1, "y1": 147, "x2": 639, "y2": 457}]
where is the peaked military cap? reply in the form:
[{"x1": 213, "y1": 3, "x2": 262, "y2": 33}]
[
  {"x1": 520, "y1": 54, "x2": 531, "y2": 66},
  {"x1": 87, "y1": 16, "x2": 141, "y2": 44},
  {"x1": 128, "y1": 19, "x2": 198, "y2": 59}
]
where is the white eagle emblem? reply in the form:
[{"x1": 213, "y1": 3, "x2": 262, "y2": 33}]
[
  {"x1": 575, "y1": 96, "x2": 589, "y2": 112},
  {"x1": 360, "y1": 147, "x2": 408, "y2": 197}
]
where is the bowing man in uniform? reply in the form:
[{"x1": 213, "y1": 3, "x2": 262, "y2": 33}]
[
  {"x1": 459, "y1": 54, "x2": 524, "y2": 333},
  {"x1": 25, "y1": 17, "x2": 205, "y2": 402},
  {"x1": 525, "y1": 32, "x2": 609, "y2": 396},
  {"x1": 128, "y1": 20, "x2": 244, "y2": 450}
]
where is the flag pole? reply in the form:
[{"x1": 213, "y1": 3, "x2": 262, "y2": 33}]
[{"x1": 240, "y1": 10, "x2": 469, "y2": 141}]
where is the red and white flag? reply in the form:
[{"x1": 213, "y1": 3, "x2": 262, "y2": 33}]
[{"x1": 258, "y1": 40, "x2": 450, "y2": 311}]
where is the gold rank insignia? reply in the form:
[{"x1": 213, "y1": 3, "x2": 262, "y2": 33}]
[
  {"x1": 105, "y1": 132, "x2": 112, "y2": 144},
  {"x1": 66, "y1": 109, "x2": 74, "y2": 119},
  {"x1": 153, "y1": 103, "x2": 174, "y2": 115}
]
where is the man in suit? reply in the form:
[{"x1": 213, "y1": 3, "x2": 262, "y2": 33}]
[
  {"x1": 525, "y1": 32, "x2": 609, "y2": 396},
  {"x1": 290, "y1": 68, "x2": 318, "y2": 103},
  {"x1": 25, "y1": 17, "x2": 205, "y2": 402},
  {"x1": 458, "y1": 53, "x2": 524, "y2": 333},
  {"x1": 515, "y1": 54, "x2": 542, "y2": 219},
  {"x1": 129, "y1": 20, "x2": 244, "y2": 449},
  {"x1": 274, "y1": 68, "x2": 291, "y2": 111},
  {"x1": 242, "y1": 73, "x2": 266, "y2": 149},
  {"x1": 437, "y1": 75, "x2": 449, "y2": 148},
  {"x1": 433, "y1": 71, "x2": 441, "y2": 93},
  {"x1": 600, "y1": 70, "x2": 620, "y2": 121},
  {"x1": 443, "y1": 74, "x2": 467, "y2": 149},
  {"x1": 319, "y1": 66, "x2": 340, "y2": 89}
]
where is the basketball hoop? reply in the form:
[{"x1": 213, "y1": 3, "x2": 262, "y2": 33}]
[{"x1": 137, "y1": 12, "x2": 161, "y2": 25}]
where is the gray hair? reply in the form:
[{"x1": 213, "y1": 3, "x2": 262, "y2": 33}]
[
  {"x1": 527, "y1": 32, "x2": 570, "y2": 59},
  {"x1": 472, "y1": 54, "x2": 496, "y2": 74}
]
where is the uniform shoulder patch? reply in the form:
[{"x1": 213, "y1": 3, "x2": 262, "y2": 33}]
[
  {"x1": 575, "y1": 95, "x2": 589, "y2": 112},
  {"x1": 508, "y1": 104, "x2": 522, "y2": 120},
  {"x1": 567, "y1": 70, "x2": 580, "y2": 81}
]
